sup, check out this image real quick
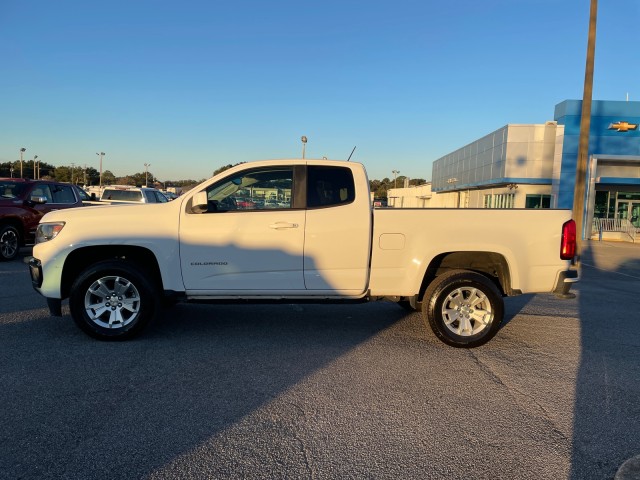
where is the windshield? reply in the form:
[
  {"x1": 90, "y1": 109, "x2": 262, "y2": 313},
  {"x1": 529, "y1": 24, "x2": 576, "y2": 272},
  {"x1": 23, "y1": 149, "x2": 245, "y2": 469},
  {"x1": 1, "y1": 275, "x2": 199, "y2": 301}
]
[{"x1": 0, "y1": 182, "x2": 26, "y2": 199}]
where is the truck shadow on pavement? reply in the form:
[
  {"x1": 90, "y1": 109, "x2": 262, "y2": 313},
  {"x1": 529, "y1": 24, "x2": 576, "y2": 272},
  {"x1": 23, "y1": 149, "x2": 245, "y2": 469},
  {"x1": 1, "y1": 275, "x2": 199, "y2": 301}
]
[
  {"x1": 0, "y1": 299, "x2": 408, "y2": 478},
  {"x1": 569, "y1": 242, "x2": 640, "y2": 480}
]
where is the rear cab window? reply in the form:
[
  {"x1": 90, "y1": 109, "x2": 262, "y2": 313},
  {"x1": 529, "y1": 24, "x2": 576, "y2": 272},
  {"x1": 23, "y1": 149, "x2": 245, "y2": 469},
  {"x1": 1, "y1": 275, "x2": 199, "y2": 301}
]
[
  {"x1": 306, "y1": 166, "x2": 355, "y2": 208},
  {"x1": 102, "y1": 189, "x2": 143, "y2": 202}
]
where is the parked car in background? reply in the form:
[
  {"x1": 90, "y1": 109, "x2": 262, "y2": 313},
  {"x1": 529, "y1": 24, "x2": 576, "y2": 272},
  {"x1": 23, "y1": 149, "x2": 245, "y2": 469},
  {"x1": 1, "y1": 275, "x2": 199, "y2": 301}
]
[
  {"x1": 100, "y1": 186, "x2": 168, "y2": 204},
  {"x1": 0, "y1": 178, "x2": 86, "y2": 261},
  {"x1": 162, "y1": 191, "x2": 179, "y2": 201},
  {"x1": 236, "y1": 198, "x2": 256, "y2": 209}
]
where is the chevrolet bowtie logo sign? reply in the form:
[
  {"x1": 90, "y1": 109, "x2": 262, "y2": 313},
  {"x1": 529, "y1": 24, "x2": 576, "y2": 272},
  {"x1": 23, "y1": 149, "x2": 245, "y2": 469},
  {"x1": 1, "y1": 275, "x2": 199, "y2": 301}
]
[{"x1": 608, "y1": 121, "x2": 638, "y2": 132}]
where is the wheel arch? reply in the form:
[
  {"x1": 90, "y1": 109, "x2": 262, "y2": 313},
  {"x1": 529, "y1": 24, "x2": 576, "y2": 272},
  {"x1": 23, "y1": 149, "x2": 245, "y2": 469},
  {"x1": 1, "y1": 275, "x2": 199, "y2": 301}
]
[
  {"x1": 0, "y1": 218, "x2": 26, "y2": 246},
  {"x1": 418, "y1": 251, "x2": 515, "y2": 301},
  {"x1": 61, "y1": 245, "x2": 163, "y2": 300}
]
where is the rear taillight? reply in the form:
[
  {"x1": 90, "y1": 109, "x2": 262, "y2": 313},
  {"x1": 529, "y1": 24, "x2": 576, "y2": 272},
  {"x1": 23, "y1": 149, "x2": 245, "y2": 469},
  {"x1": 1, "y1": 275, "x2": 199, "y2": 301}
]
[{"x1": 561, "y1": 219, "x2": 577, "y2": 260}]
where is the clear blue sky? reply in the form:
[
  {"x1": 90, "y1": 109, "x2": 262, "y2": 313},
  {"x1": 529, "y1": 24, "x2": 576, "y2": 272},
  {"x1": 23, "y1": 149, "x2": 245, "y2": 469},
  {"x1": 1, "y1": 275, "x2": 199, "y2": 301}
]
[{"x1": 1, "y1": 0, "x2": 638, "y2": 182}]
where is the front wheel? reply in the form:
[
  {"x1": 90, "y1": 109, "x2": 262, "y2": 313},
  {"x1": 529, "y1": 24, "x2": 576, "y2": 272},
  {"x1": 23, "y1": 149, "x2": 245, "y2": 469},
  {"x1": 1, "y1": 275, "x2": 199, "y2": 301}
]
[
  {"x1": 0, "y1": 225, "x2": 20, "y2": 261},
  {"x1": 69, "y1": 260, "x2": 159, "y2": 340},
  {"x1": 422, "y1": 270, "x2": 504, "y2": 348}
]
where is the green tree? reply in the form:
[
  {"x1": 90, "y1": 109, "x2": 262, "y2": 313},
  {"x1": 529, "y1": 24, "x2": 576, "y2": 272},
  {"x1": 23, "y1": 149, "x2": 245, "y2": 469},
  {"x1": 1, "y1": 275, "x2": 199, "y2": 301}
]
[
  {"x1": 0, "y1": 161, "x2": 19, "y2": 178},
  {"x1": 37, "y1": 162, "x2": 56, "y2": 179},
  {"x1": 54, "y1": 166, "x2": 72, "y2": 183},
  {"x1": 213, "y1": 162, "x2": 245, "y2": 176},
  {"x1": 101, "y1": 170, "x2": 117, "y2": 185},
  {"x1": 82, "y1": 167, "x2": 100, "y2": 186},
  {"x1": 115, "y1": 176, "x2": 136, "y2": 186}
]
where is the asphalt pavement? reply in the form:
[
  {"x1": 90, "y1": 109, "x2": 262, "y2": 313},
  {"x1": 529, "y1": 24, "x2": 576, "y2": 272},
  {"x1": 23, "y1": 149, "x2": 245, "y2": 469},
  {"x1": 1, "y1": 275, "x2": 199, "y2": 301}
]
[{"x1": 0, "y1": 241, "x2": 639, "y2": 480}]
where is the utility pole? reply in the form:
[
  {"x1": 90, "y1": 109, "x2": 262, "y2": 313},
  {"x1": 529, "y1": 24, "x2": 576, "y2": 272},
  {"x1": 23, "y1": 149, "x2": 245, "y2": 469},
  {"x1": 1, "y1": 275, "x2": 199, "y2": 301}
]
[
  {"x1": 33, "y1": 155, "x2": 38, "y2": 179},
  {"x1": 19, "y1": 147, "x2": 26, "y2": 178},
  {"x1": 96, "y1": 152, "x2": 105, "y2": 190},
  {"x1": 572, "y1": 0, "x2": 598, "y2": 253},
  {"x1": 144, "y1": 163, "x2": 151, "y2": 186},
  {"x1": 392, "y1": 170, "x2": 400, "y2": 188}
]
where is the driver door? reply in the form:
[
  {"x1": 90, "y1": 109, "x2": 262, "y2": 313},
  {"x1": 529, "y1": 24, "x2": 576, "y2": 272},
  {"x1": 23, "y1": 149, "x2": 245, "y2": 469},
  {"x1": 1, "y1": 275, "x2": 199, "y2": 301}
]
[{"x1": 180, "y1": 166, "x2": 306, "y2": 293}]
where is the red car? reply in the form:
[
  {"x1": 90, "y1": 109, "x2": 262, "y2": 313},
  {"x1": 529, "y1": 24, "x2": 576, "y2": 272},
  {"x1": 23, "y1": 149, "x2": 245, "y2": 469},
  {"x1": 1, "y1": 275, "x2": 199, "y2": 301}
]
[
  {"x1": 0, "y1": 178, "x2": 87, "y2": 261},
  {"x1": 236, "y1": 198, "x2": 257, "y2": 209}
]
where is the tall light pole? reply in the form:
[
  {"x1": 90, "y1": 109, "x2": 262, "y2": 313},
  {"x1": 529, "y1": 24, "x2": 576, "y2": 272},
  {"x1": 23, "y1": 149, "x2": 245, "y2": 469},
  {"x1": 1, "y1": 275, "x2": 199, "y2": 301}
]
[
  {"x1": 392, "y1": 170, "x2": 400, "y2": 188},
  {"x1": 144, "y1": 163, "x2": 151, "y2": 186},
  {"x1": 301, "y1": 136, "x2": 307, "y2": 159},
  {"x1": 96, "y1": 152, "x2": 105, "y2": 189},
  {"x1": 572, "y1": 0, "x2": 598, "y2": 252},
  {"x1": 19, "y1": 147, "x2": 26, "y2": 178},
  {"x1": 33, "y1": 155, "x2": 38, "y2": 179}
]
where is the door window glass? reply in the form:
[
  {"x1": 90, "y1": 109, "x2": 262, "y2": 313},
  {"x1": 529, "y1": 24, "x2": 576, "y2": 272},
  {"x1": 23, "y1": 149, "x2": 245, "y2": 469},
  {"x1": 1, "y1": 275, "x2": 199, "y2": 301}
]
[
  {"x1": 154, "y1": 191, "x2": 169, "y2": 203},
  {"x1": 144, "y1": 190, "x2": 157, "y2": 203},
  {"x1": 51, "y1": 185, "x2": 77, "y2": 204},
  {"x1": 30, "y1": 185, "x2": 53, "y2": 203},
  {"x1": 205, "y1": 168, "x2": 293, "y2": 212}
]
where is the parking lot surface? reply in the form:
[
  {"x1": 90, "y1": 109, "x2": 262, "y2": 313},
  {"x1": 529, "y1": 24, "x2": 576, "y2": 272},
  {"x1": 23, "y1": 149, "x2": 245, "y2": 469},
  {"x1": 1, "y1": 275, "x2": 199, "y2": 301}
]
[{"x1": 1, "y1": 241, "x2": 639, "y2": 479}]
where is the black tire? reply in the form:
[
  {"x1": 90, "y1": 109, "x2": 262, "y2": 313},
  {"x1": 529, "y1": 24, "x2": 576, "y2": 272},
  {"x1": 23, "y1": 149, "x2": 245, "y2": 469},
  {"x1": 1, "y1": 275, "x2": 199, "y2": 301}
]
[
  {"x1": 422, "y1": 270, "x2": 504, "y2": 348},
  {"x1": 69, "y1": 259, "x2": 159, "y2": 340},
  {"x1": 0, "y1": 225, "x2": 21, "y2": 261}
]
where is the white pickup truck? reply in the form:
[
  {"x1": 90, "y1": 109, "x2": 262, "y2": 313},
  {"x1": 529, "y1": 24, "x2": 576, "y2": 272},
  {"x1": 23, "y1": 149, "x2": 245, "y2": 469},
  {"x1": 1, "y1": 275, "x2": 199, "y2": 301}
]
[{"x1": 29, "y1": 159, "x2": 579, "y2": 348}]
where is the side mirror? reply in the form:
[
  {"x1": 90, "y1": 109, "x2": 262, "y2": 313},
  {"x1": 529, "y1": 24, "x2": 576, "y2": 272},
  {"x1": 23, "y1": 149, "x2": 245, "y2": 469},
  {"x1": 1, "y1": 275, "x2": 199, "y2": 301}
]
[
  {"x1": 29, "y1": 195, "x2": 48, "y2": 205},
  {"x1": 191, "y1": 191, "x2": 209, "y2": 214}
]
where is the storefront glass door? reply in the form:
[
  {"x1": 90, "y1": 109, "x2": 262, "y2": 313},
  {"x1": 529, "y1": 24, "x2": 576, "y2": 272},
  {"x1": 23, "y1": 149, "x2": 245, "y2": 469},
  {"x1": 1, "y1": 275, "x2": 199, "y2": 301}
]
[{"x1": 616, "y1": 201, "x2": 640, "y2": 227}]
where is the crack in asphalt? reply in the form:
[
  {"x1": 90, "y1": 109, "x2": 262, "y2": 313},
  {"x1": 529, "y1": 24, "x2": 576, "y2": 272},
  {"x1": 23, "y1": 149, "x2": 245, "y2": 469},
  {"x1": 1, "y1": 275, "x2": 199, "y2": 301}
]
[{"x1": 467, "y1": 349, "x2": 572, "y2": 447}]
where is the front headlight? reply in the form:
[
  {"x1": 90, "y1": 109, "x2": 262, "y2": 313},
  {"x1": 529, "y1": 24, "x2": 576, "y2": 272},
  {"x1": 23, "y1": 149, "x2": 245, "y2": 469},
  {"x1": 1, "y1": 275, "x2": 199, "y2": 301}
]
[{"x1": 36, "y1": 222, "x2": 65, "y2": 243}]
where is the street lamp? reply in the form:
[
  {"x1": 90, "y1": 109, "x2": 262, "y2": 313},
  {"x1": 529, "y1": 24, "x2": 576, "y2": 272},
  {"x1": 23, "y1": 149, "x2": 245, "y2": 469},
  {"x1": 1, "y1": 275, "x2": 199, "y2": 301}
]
[
  {"x1": 10, "y1": 168, "x2": 14, "y2": 178},
  {"x1": 301, "y1": 136, "x2": 307, "y2": 159},
  {"x1": 96, "y1": 152, "x2": 105, "y2": 190},
  {"x1": 33, "y1": 155, "x2": 38, "y2": 179},
  {"x1": 392, "y1": 170, "x2": 400, "y2": 188},
  {"x1": 19, "y1": 147, "x2": 26, "y2": 178},
  {"x1": 144, "y1": 163, "x2": 151, "y2": 186}
]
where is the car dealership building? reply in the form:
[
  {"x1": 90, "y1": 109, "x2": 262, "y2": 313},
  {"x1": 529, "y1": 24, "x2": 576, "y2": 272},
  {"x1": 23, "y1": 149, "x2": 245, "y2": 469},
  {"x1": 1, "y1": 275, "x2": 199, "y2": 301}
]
[{"x1": 388, "y1": 99, "x2": 640, "y2": 239}]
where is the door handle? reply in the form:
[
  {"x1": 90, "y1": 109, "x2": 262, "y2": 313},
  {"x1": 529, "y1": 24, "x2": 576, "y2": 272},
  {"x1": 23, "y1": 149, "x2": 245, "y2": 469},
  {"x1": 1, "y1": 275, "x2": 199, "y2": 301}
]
[{"x1": 269, "y1": 222, "x2": 299, "y2": 229}]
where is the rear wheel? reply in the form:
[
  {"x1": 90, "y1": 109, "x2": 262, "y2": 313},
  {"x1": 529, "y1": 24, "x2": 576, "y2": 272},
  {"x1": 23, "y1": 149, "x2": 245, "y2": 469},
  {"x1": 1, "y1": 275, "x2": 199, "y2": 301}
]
[
  {"x1": 69, "y1": 260, "x2": 159, "y2": 340},
  {"x1": 422, "y1": 270, "x2": 504, "y2": 348},
  {"x1": 0, "y1": 225, "x2": 20, "y2": 261}
]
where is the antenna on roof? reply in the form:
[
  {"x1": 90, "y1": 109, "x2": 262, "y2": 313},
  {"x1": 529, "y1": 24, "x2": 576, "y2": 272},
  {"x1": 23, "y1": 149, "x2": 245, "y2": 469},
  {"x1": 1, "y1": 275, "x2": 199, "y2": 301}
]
[{"x1": 347, "y1": 146, "x2": 356, "y2": 162}]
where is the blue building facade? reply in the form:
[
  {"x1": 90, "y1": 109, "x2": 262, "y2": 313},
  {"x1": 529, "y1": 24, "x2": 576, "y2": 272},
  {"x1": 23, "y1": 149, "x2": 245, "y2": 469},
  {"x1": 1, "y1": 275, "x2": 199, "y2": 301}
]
[
  {"x1": 553, "y1": 99, "x2": 640, "y2": 211},
  {"x1": 429, "y1": 99, "x2": 640, "y2": 238}
]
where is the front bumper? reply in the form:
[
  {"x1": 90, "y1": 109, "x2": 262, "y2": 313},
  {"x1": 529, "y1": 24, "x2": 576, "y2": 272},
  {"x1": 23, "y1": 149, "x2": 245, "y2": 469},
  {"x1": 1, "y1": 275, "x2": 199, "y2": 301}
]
[
  {"x1": 28, "y1": 256, "x2": 62, "y2": 316},
  {"x1": 28, "y1": 257, "x2": 43, "y2": 289}
]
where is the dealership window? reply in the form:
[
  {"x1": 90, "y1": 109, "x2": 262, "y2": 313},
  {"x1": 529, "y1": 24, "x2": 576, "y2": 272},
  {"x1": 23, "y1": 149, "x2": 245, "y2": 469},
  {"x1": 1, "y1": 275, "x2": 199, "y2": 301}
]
[
  {"x1": 525, "y1": 194, "x2": 551, "y2": 209},
  {"x1": 494, "y1": 193, "x2": 515, "y2": 209},
  {"x1": 484, "y1": 193, "x2": 515, "y2": 209}
]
